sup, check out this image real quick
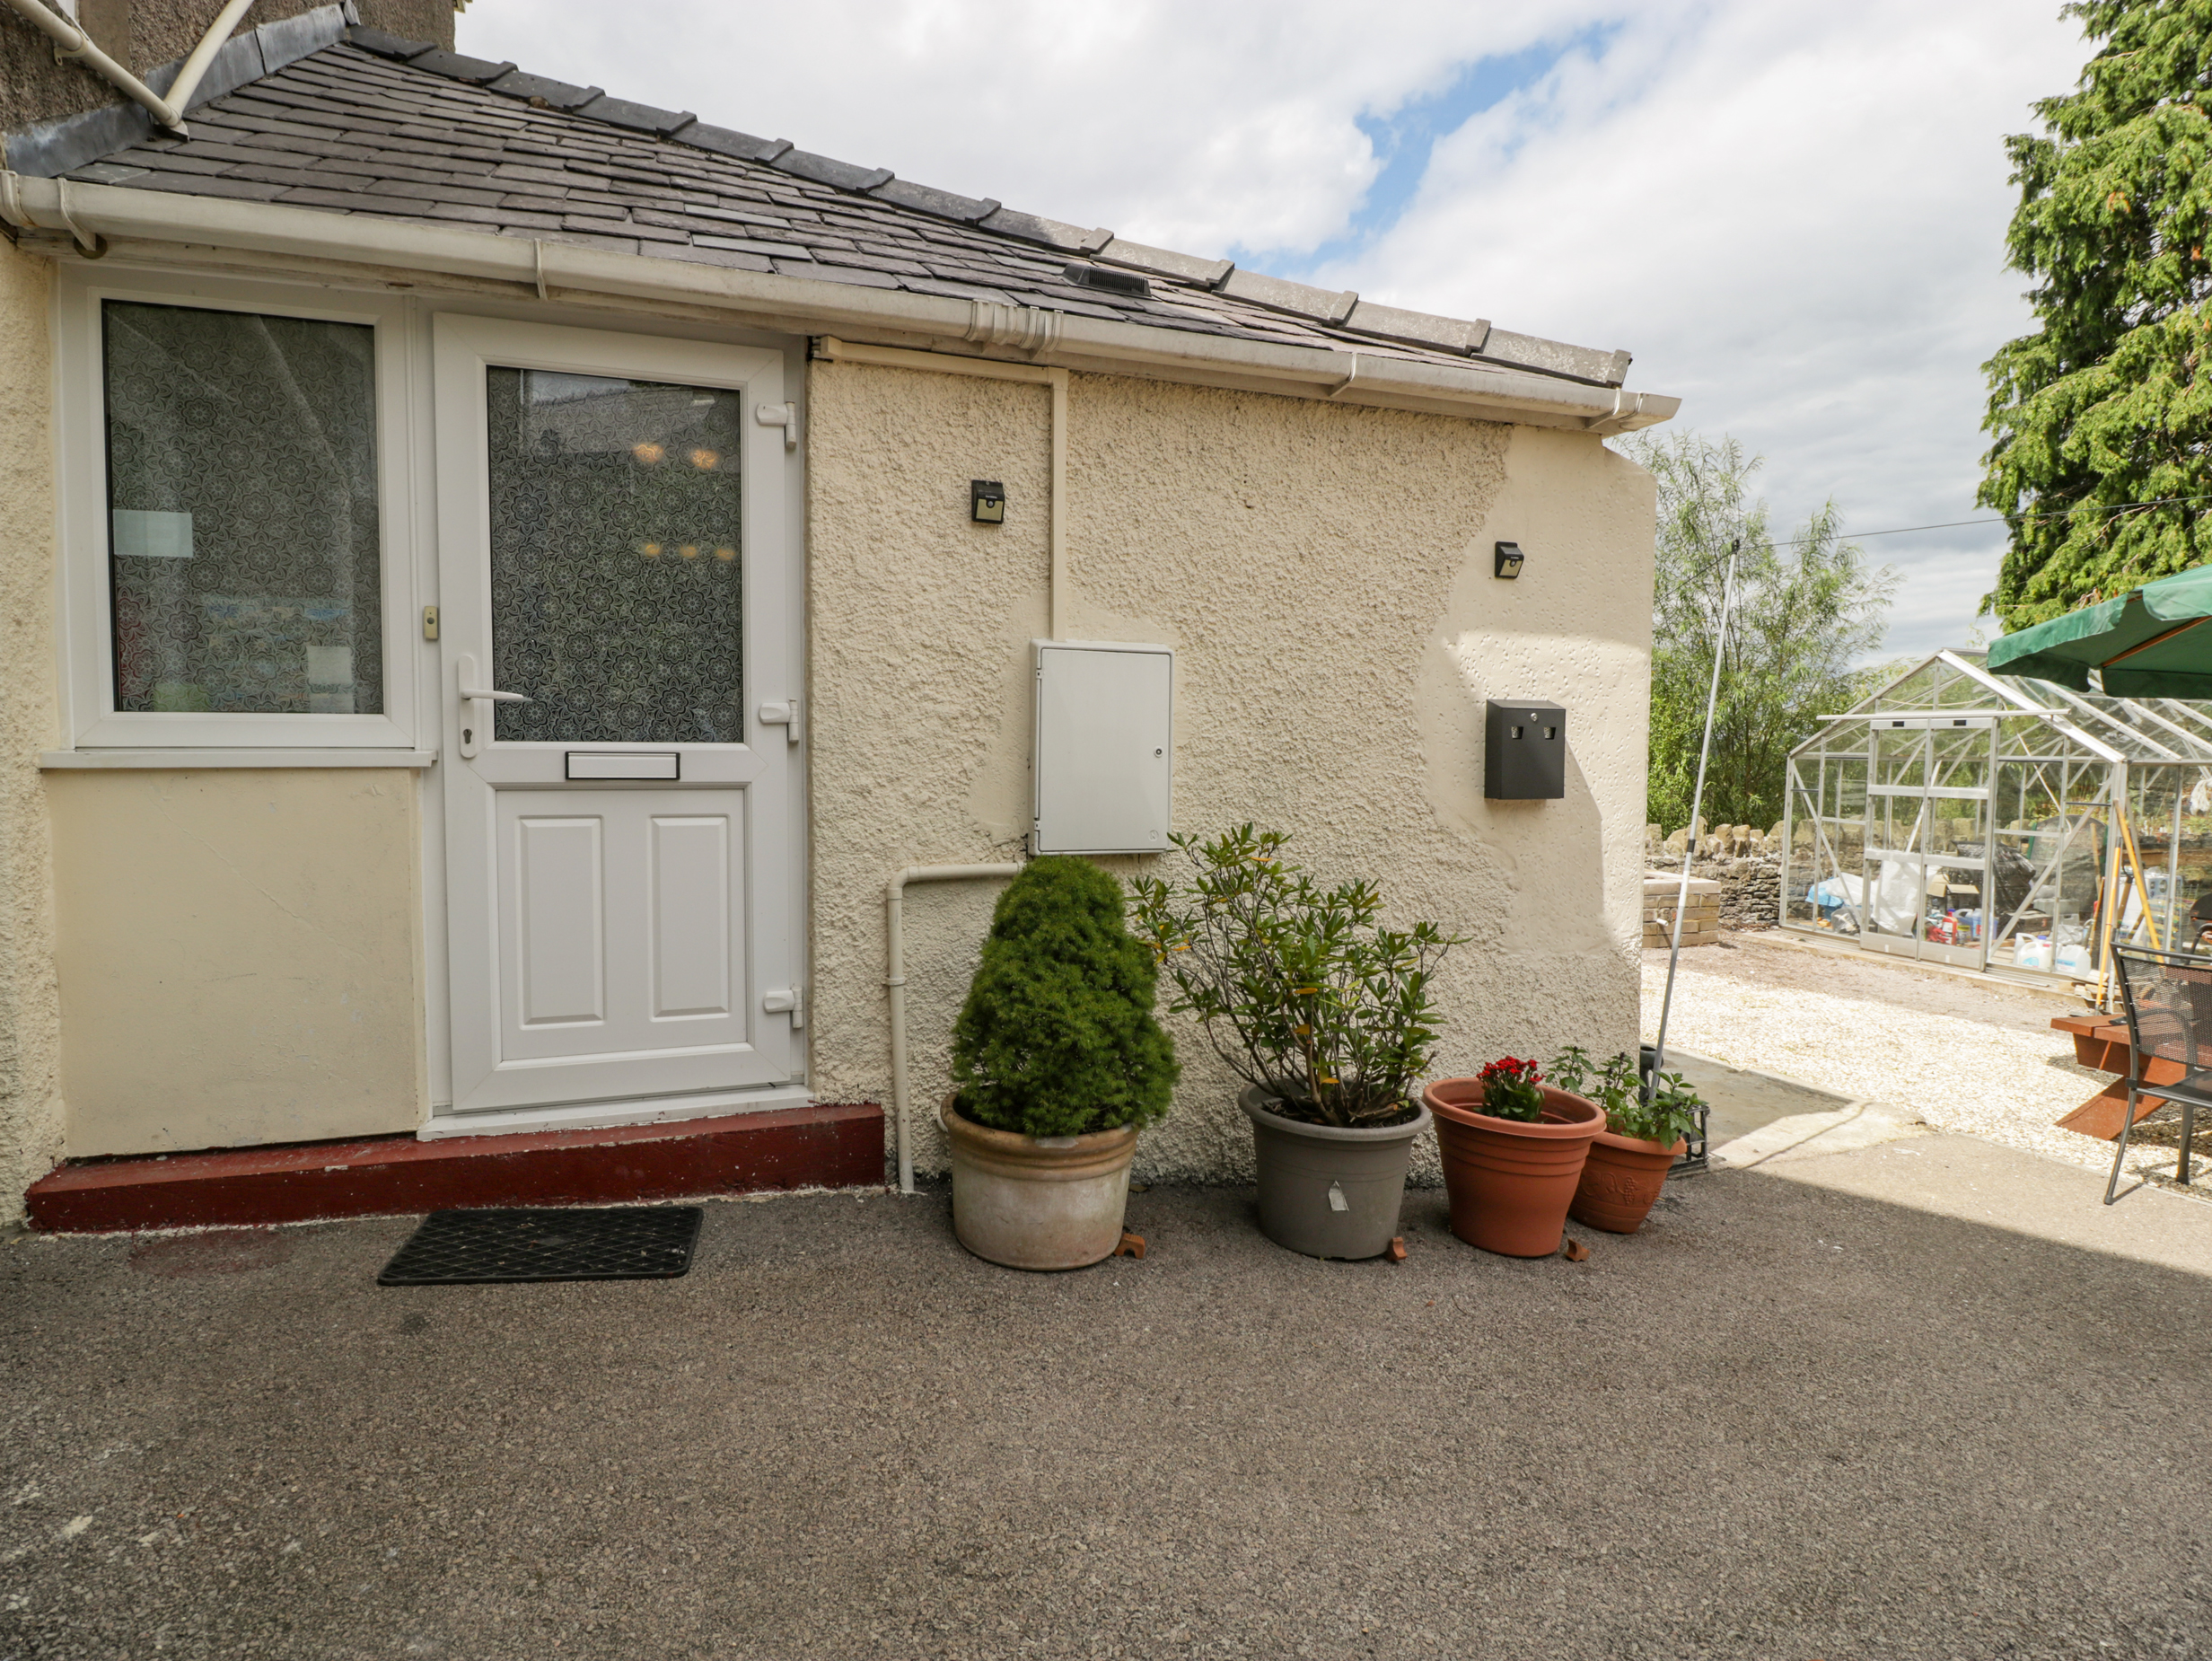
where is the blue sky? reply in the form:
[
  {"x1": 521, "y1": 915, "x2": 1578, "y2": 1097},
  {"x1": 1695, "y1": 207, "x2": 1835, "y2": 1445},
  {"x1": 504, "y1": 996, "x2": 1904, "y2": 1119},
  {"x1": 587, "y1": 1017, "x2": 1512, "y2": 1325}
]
[
  {"x1": 1247, "y1": 26, "x2": 1620, "y2": 280},
  {"x1": 463, "y1": 0, "x2": 2091, "y2": 667}
]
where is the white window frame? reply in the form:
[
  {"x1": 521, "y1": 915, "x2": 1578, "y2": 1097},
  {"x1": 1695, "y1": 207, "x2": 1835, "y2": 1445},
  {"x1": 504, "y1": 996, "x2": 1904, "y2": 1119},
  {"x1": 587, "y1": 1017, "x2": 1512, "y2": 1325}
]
[{"x1": 53, "y1": 267, "x2": 420, "y2": 752}]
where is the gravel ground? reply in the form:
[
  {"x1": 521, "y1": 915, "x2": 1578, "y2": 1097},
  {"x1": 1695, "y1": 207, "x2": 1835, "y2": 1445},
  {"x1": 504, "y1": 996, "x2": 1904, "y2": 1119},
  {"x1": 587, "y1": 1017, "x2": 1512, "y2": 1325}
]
[
  {"x1": 3, "y1": 1150, "x2": 2210, "y2": 1661},
  {"x1": 1643, "y1": 931, "x2": 2212, "y2": 1200}
]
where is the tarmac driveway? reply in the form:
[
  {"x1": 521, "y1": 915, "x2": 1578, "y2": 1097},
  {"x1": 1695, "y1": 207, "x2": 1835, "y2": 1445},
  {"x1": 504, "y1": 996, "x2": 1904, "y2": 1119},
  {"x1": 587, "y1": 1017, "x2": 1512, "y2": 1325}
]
[{"x1": 4, "y1": 1136, "x2": 2208, "y2": 1661}]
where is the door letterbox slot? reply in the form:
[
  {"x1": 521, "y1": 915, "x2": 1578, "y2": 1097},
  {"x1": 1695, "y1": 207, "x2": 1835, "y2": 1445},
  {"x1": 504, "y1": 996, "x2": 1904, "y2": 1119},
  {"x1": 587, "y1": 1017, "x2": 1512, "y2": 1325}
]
[{"x1": 566, "y1": 752, "x2": 680, "y2": 781}]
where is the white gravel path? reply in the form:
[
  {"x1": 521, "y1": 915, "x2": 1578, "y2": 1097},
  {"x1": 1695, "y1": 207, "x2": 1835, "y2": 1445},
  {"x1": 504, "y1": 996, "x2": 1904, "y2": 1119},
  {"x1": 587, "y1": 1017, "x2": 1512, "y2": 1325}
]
[{"x1": 1640, "y1": 931, "x2": 2212, "y2": 1203}]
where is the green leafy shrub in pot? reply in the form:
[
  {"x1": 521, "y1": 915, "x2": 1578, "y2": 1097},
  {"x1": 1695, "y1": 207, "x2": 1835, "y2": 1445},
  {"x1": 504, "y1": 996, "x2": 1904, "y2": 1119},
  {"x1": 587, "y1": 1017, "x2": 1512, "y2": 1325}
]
[
  {"x1": 1548, "y1": 1047, "x2": 1706, "y2": 1146},
  {"x1": 1128, "y1": 825, "x2": 1462, "y2": 1129},
  {"x1": 950, "y1": 857, "x2": 1179, "y2": 1138}
]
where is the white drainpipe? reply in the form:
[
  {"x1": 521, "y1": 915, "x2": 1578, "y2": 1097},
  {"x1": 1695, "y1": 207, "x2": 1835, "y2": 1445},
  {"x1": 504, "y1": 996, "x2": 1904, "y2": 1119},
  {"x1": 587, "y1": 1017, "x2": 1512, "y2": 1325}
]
[
  {"x1": 885, "y1": 864, "x2": 1019, "y2": 1194},
  {"x1": 3, "y1": 0, "x2": 259, "y2": 136}
]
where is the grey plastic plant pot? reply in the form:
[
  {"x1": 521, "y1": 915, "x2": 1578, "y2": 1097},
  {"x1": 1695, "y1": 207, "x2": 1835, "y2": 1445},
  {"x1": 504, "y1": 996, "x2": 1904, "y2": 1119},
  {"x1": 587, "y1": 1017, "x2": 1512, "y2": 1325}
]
[{"x1": 1238, "y1": 1085, "x2": 1431, "y2": 1260}]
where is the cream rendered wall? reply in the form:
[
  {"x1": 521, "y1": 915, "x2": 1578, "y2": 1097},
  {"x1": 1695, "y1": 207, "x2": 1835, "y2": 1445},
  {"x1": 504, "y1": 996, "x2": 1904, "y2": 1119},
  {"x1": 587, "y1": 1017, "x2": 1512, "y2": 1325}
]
[
  {"x1": 48, "y1": 769, "x2": 426, "y2": 1158},
  {"x1": 807, "y1": 359, "x2": 1655, "y2": 1183},
  {"x1": 0, "y1": 239, "x2": 64, "y2": 1223}
]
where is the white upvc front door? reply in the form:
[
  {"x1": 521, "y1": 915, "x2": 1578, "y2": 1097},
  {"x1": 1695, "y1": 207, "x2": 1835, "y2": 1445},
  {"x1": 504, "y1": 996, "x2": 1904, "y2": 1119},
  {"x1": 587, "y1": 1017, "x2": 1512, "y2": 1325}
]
[{"x1": 431, "y1": 315, "x2": 800, "y2": 1126}]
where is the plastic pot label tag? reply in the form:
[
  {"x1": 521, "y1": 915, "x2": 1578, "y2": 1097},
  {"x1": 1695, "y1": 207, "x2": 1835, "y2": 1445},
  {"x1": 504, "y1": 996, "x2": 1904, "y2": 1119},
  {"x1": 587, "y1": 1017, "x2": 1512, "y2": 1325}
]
[{"x1": 1327, "y1": 1182, "x2": 1349, "y2": 1213}]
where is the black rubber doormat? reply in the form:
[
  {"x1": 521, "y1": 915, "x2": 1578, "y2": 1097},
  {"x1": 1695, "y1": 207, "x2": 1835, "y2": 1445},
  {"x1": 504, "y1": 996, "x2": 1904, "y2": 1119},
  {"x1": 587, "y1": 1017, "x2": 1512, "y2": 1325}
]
[{"x1": 377, "y1": 1207, "x2": 703, "y2": 1286}]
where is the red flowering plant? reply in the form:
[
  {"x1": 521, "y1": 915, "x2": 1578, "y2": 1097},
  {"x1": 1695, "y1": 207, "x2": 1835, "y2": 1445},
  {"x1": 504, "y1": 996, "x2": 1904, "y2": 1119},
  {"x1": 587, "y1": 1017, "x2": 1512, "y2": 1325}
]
[{"x1": 1476, "y1": 1057, "x2": 1547, "y2": 1122}]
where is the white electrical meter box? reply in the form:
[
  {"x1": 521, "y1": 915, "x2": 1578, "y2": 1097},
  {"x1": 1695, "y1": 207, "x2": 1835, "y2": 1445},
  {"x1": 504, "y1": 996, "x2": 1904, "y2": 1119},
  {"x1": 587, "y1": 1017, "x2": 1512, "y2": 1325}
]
[{"x1": 1032, "y1": 640, "x2": 1174, "y2": 855}]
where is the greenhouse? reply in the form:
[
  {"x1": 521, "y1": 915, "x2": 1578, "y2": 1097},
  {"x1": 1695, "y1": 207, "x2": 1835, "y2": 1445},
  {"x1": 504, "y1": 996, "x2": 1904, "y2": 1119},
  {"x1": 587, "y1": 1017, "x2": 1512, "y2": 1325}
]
[{"x1": 1782, "y1": 651, "x2": 2212, "y2": 987}]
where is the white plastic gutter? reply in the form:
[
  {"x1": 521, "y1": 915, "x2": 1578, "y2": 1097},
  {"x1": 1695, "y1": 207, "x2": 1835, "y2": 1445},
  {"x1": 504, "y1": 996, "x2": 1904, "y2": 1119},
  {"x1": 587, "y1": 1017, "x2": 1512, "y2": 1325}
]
[
  {"x1": 0, "y1": 175, "x2": 1680, "y2": 435},
  {"x1": 2, "y1": 0, "x2": 258, "y2": 136},
  {"x1": 816, "y1": 337, "x2": 1069, "y2": 637},
  {"x1": 885, "y1": 864, "x2": 1020, "y2": 1195}
]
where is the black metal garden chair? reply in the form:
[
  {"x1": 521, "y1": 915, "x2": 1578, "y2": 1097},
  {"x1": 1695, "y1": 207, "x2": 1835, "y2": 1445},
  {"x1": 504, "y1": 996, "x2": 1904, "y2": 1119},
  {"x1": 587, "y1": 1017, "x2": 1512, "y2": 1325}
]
[{"x1": 2105, "y1": 944, "x2": 2212, "y2": 1204}]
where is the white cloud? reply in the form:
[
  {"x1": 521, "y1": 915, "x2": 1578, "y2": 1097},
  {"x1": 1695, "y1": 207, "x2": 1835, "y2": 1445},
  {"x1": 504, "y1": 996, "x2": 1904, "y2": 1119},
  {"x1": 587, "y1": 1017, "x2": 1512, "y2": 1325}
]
[{"x1": 460, "y1": 0, "x2": 2091, "y2": 660}]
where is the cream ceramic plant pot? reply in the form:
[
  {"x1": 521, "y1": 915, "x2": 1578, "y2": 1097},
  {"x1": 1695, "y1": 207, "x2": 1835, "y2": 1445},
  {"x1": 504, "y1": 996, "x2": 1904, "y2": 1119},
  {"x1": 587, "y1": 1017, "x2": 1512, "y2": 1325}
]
[{"x1": 941, "y1": 1096, "x2": 1138, "y2": 1271}]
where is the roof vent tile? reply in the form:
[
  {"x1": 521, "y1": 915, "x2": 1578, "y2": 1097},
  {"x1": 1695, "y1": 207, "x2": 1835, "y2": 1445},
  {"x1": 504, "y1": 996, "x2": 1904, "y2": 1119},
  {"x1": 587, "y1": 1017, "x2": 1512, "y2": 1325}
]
[
  {"x1": 977, "y1": 207, "x2": 1113, "y2": 254},
  {"x1": 771, "y1": 149, "x2": 893, "y2": 191},
  {"x1": 571, "y1": 94, "x2": 697, "y2": 136},
  {"x1": 1343, "y1": 300, "x2": 1488, "y2": 356},
  {"x1": 1062, "y1": 262, "x2": 1151, "y2": 299},
  {"x1": 343, "y1": 24, "x2": 433, "y2": 58},
  {"x1": 403, "y1": 48, "x2": 517, "y2": 85},
  {"x1": 483, "y1": 69, "x2": 602, "y2": 109},
  {"x1": 1097, "y1": 238, "x2": 1232, "y2": 288},
  {"x1": 869, "y1": 178, "x2": 1001, "y2": 224},
  {"x1": 1218, "y1": 268, "x2": 1356, "y2": 323}
]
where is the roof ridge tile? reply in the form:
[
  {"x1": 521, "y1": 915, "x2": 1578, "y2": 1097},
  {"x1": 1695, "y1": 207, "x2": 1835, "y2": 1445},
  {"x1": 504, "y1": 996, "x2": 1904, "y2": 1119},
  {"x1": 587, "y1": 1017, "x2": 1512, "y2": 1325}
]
[{"x1": 1218, "y1": 268, "x2": 1357, "y2": 325}]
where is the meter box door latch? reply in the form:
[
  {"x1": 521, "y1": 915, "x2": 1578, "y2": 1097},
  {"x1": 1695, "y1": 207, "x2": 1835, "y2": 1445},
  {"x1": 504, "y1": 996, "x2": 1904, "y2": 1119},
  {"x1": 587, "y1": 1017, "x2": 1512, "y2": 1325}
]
[
  {"x1": 1485, "y1": 699, "x2": 1567, "y2": 800},
  {"x1": 1032, "y1": 640, "x2": 1174, "y2": 854}
]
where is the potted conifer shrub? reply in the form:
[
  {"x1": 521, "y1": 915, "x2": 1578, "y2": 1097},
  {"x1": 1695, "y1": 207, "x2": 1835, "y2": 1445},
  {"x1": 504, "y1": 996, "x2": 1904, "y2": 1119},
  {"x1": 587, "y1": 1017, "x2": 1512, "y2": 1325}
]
[
  {"x1": 943, "y1": 857, "x2": 1179, "y2": 1270},
  {"x1": 1551, "y1": 1049, "x2": 1705, "y2": 1235},
  {"x1": 1130, "y1": 825, "x2": 1460, "y2": 1261},
  {"x1": 1424, "y1": 1057, "x2": 1604, "y2": 1258}
]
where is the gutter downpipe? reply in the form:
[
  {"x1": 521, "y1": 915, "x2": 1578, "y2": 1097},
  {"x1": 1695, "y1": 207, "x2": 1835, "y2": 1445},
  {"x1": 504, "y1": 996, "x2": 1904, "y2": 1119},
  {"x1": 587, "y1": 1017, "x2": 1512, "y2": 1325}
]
[
  {"x1": 0, "y1": 176, "x2": 1680, "y2": 436},
  {"x1": 1, "y1": 0, "x2": 257, "y2": 135},
  {"x1": 887, "y1": 865, "x2": 1021, "y2": 1195}
]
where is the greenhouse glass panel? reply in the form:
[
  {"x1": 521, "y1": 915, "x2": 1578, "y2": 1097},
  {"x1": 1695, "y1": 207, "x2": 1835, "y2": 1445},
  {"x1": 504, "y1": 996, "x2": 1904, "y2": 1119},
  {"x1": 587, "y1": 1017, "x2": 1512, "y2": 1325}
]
[{"x1": 1782, "y1": 651, "x2": 2212, "y2": 988}]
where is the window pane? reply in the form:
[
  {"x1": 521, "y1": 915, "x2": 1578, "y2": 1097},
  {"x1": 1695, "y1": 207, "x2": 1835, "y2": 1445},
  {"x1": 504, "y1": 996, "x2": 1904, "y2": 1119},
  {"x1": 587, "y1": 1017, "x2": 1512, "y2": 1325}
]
[
  {"x1": 486, "y1": 366, "x2": 744, "y2": 745},
  {"x1": 103, "y1": 302, "x2": 382, "y2": 714}
]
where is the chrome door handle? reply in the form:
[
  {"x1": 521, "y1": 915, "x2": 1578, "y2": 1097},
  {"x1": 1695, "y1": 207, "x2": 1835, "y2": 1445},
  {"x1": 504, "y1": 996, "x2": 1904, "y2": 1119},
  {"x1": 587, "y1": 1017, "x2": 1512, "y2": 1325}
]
[{"x1": 456, "y1": 655, "x2": 531, "y2": 760}]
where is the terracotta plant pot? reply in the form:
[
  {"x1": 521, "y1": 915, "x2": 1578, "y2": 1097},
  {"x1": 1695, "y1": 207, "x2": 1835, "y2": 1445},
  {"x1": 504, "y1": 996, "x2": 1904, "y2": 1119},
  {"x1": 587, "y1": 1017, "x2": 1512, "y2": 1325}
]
[
  {"x1": 1239, "y1": 1085, "x2": 1432, "y2": 1260},
  {"x1": 1423, "y1": 1079, "x2": 1603, "y2": 1257},
  {"x1": 1569, "y1": 1128, "x2": 1688, "y2": 1235},
  {"x1": 940, "y1": 1097, "x2": 1138, "y2": 1271}
]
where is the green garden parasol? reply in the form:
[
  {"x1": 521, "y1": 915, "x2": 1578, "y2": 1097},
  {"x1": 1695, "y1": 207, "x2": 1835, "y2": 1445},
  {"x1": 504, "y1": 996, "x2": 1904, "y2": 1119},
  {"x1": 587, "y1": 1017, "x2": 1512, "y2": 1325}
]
[{"x1": 1987, "y1": 565, "x2": 2212, "y2": 697}]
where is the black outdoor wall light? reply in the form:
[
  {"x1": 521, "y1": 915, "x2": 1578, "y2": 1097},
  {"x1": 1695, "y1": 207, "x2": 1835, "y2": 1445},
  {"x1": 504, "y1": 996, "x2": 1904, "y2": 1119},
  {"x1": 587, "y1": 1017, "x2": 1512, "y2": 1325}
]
[
  {"x1": 971, "y1": 479, "x2": 1006, "y2": 523},
  {"x1": 1494, "y1": 540, "x2": 1525, "y2": 578}
]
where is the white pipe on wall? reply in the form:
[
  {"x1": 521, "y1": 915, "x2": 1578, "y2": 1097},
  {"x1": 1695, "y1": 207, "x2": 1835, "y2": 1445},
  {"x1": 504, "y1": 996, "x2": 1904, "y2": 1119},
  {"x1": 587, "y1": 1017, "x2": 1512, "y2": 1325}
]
[
  {"x1": 886, "y1": 864, "x2": 1020, "y2": 1195},
  {"x1": 1, "y1": 0, "x2": 256, "y2": 134}
]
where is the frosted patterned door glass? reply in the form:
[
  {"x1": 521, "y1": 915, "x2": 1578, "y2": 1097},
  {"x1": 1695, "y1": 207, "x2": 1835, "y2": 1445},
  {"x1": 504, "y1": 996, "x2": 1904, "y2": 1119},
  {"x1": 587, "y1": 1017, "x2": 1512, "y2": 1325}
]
[
  {"x1": 485, "y1": 367, "x2": 743, "y2": 745},
  {"x1": 102, "y1": 302, "x2": 382, "y2": 714}
]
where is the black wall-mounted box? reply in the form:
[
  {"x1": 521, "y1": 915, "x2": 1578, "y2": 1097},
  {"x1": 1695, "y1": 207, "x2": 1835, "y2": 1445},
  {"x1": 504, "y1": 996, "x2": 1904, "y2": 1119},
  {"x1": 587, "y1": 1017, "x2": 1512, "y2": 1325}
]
[{"x1": 1485, "y1": 699, "x2": 1566, "y2": 800}]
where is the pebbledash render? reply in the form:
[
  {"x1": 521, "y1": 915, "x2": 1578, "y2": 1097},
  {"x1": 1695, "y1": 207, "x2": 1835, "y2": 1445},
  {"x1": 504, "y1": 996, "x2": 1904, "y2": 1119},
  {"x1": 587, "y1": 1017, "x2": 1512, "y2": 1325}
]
[{"x1": 0, "y1": 0, "x2": 1679, "y2": 1227}]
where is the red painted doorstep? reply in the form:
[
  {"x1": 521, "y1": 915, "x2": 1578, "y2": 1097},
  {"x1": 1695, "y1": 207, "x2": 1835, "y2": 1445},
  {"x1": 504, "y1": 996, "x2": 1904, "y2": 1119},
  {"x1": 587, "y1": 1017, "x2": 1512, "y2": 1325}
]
[{"x1": 25, "y1": 1103, "x2": 885, "y2": 1233}]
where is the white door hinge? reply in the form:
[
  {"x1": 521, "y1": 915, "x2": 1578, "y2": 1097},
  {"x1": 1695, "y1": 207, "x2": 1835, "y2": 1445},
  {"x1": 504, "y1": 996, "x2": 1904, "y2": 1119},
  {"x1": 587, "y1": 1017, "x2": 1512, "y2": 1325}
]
[
  {"x1": 755, "y1": 400, "x2": 798, "y2": 451},
  {"x1": 757, "y1": 699, "x2": 802, "y2": 745},
  {"x1": 763, "y1": 988, "x2": 805, "y2": 1028}
]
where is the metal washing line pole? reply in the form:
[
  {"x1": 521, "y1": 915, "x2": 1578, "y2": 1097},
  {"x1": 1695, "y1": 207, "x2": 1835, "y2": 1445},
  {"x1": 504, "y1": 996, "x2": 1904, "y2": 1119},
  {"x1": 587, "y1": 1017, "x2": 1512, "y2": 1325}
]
[{"x1": 1650, "y1": 539, "x2": 1739, "y2": 1111}]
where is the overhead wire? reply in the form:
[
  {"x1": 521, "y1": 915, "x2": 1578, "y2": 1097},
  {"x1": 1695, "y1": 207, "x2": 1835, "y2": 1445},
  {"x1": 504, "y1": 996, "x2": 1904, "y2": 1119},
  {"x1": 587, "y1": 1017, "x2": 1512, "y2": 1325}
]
[{"x1": 1759, "y1": 492, "x2": 2212, "y2": 549}]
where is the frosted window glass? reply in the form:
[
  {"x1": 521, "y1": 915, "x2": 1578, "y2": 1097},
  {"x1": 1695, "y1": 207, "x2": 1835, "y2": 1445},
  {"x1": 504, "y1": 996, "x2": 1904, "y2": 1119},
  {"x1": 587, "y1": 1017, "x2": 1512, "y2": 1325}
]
[
  {"x1": 102, "y1": 301, "x2": 382, "y2": 714},
  {"x1": 485, "y1": 366, "x2": 743, "y2": 745}
]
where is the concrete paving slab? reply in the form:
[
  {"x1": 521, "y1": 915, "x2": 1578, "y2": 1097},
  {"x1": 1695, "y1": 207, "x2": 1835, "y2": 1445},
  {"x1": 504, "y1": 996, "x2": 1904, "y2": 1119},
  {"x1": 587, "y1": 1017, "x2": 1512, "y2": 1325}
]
[{"x1": 3, "y1": 1145, "x2": 2208, "y2": 1660}]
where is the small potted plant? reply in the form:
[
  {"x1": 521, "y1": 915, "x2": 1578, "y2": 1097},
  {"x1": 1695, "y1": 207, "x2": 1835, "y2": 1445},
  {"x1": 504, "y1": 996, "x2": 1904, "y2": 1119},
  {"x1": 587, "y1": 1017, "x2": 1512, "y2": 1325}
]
[
  {"x1": 943, "y1": 857, "x2": 1179, "y2": 1270},
  {"x1": 1424, "y1": 1055, "x2": 1604, "y2": 1257},
  {"x1": 1550, "y1": 1049, "x2": 1704, "y2": 1234},
  {"x1": 1130, "y1": 825, "x2": 1460, "y2": 1261}
]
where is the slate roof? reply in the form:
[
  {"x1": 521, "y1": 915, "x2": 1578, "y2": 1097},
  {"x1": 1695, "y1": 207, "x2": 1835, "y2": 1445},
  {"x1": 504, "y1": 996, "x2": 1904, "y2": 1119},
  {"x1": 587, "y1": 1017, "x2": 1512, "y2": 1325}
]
[{"x1": 6, "y1": 10, "x2": 1637, "y2": 391}]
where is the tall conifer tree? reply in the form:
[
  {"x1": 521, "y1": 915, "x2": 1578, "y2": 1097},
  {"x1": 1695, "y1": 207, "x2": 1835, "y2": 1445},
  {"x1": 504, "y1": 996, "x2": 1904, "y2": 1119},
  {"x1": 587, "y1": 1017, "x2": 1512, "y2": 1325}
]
[{"x1": 1981, "y1": 0, "x2": 2212, "y2": 628}]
